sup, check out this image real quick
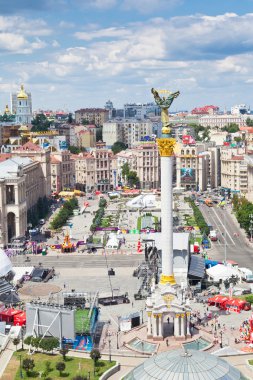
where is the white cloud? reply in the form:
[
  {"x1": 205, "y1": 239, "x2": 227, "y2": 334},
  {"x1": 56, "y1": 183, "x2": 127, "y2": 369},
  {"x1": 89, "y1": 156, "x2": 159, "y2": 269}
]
[
  {"x1": 0, "y1": 33, "x2": 27, "y2": 52},
  {"x1": 75, "y1": 27, "x2": 130, "y2": 41},
  {"x1": 52, "y1": 40, "x2": 60, "y2": 48},
  {"x1": 0, "y1": 16, "x2": 52, "y2": 36}
]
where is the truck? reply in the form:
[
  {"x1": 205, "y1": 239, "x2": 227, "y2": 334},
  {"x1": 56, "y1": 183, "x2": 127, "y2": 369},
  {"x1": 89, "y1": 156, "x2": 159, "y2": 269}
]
[
  {"x1": 205, "y1": 198, "x2": 213, "y2": 207},
  {"x1": 209, "y1": 230, "x2": 218, "y2": 241}
]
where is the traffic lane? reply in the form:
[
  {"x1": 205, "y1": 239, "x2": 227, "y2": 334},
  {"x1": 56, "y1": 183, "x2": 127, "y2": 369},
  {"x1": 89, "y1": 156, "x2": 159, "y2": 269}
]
[
  {"x1": 200, "y1": 204, "x2": 245, "y2": 246},
  {"x1": 199, "y1": 205, "x2": 234, "y2": 245}
]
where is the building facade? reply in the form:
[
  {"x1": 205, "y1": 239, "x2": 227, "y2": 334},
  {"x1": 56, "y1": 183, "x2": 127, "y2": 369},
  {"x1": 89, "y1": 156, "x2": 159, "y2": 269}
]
[
  {"x1": 220, "y1": 148, "x2": 248, "y2": 195},
  {"x1": 75, "y1": 108, "x2": 109, "y2": 126},
  {"x1": 176, "y1": 142, "x2": 216, "y2": 191}
]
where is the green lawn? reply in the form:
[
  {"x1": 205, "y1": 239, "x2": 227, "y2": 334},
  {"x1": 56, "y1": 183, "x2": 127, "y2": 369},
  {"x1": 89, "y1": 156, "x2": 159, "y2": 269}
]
[
  {"x1": 75, "y1": 309, "x2": 91, "y2": 334},
  {"x1": 13, "y1": 351, "x2": 115, "y2": 380}
]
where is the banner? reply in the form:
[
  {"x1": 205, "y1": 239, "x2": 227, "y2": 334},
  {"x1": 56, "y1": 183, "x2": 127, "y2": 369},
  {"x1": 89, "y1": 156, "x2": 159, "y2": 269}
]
[{"x1": 181, "y1": 168, "x2": 195, "y2": 183}]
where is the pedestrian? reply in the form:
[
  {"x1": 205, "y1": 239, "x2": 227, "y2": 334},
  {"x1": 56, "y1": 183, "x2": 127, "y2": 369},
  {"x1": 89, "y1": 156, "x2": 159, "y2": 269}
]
[
  {"x1": 166, "y1": 339, "x2": 169, "y2": 346},
  {"x1": 167, "y1": 317, "x2": 170, "y2": 324},
  {"x1": 132, "y1": 301, "x2": 134, "y2": 307},
  {"x1": 63, "y1": 283, "x2": 66, "y2": 288}
]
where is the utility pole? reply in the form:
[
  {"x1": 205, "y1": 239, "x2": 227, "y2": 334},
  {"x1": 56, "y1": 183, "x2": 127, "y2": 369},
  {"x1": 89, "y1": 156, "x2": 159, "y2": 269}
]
[
  {"x1": 249, "y1": 214, "x2": 253, "y2": 242},
  {"x1": 224, "y1": 213, "x2": 227, "y2": 265}
]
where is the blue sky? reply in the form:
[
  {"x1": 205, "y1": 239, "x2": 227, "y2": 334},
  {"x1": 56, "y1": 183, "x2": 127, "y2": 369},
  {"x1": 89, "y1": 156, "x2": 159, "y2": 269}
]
[{"x1": 1, "y1": 0, "x2": 253, "y2": 111}]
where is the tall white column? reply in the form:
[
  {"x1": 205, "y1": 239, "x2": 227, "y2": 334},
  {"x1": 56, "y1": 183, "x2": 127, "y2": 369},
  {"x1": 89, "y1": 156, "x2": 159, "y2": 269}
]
[
  {"x1": 157, "y1": 137, "x2": 176, "y2": 286},
  {"x1": 161, "y1": 156, "x2": 173, "y2": 276}
]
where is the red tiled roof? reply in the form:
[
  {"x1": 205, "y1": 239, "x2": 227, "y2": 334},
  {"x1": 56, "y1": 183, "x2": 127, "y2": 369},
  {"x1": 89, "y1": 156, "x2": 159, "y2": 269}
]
[
  {"x1": 18, "y1": 141, "x2": 42, "y2": 151},
  {"x1": 50, "y1": 156, "x2": 60, "y2": 164},
  {"x1": 0, "y1": 153, "x2": 12, "y2": 162},
  {"x1": 232, "y1": 155, "x2": 244, "y2": 160}
]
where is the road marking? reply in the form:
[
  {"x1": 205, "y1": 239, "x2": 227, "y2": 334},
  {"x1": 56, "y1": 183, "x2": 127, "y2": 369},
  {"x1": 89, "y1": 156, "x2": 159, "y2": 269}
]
[{"x1": 212, "y1": 207, "x2": 235, "y2": 245}]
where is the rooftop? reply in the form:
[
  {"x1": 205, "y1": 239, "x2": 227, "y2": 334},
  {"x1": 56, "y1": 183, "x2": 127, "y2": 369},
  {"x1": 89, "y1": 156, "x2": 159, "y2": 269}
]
[{"x1": 123, "y1": 348, "x2": 243, "y2": 380}]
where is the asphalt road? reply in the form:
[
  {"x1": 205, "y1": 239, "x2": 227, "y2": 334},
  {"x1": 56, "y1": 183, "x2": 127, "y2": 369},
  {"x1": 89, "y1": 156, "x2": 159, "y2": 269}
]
[
  {"x1": 10, "y1": 253, "x2": 145, "y2": 268},
  {"x1": 199, "y1": 204, "x2": 253, "y2": 268}
]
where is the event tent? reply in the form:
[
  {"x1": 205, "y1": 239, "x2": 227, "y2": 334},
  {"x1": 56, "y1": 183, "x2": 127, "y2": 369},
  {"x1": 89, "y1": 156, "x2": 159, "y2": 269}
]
[
  {"x1": 0, "y1": 249, "x2": 12, "y2": 277},
  {"x1": 14, "y1": 311, "x2": 26, "y2": 326},
  {"x1": 0, "y1": 308, "x2": 22, "y2": 323},
  {"x1": 206, "y1": 264, "x2": 241, "y2": 282}
]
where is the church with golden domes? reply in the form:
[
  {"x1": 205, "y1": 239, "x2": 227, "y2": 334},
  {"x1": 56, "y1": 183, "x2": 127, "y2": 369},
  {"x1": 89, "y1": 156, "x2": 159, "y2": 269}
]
[{"x1": 11, "y1": 84, "x2": 32, "y2": 124}]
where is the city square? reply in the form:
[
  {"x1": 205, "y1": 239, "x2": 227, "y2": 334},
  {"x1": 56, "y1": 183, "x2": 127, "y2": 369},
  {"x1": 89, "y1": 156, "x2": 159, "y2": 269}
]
[{"x1": 1, "y1": 2, "x2": 253, "y2": 379}]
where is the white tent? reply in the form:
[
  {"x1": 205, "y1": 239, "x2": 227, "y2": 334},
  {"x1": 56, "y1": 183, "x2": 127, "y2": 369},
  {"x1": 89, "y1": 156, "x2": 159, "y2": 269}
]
[
  {"x1": 206, "y1": 264, "x2": 241, "y2": 282},
  {"x1": 0, "y1": 250, "x2": 12, "y2": 278}
]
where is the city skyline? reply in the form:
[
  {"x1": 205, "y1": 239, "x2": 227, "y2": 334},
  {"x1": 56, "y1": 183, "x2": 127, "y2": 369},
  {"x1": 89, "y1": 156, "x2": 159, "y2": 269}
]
[{"x1": 1, "y1": 1, "x2": 253, "y2": 111}]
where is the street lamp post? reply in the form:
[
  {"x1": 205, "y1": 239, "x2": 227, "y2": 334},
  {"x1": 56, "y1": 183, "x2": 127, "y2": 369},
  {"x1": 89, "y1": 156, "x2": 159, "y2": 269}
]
[
  {"x1": 249, "y1": 214, "x2": 253, "y2": 242},
  {"x1": 19, "y1": 355, "x2": 23, "y2": 378},
  {"x1": 108, "y1": 334, "x2": 112, "y2": 362},
  {"x1": 220, "y1": 331, "x2": 223, "y2": 348}
]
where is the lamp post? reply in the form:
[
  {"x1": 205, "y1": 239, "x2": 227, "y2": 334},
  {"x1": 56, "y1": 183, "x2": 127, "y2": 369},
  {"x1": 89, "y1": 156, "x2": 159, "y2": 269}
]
[
  {"x1": 220, "y1": 331, "x2": 223, "y2": 348},
  {"x1": 140, "y1": 309, "x2": 144, "y2": 324},
  {"x1": 19, "y1": 355, "x2": 23, "y2": 378},
  {"x1": 108, "y1": 333, "x2": 112, "y2": 362},
  {"x1": 249, "y1": 214, "x2": 253, "y2": 242}
]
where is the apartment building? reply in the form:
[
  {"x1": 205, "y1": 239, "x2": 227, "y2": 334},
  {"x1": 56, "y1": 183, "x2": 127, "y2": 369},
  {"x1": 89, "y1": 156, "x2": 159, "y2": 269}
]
[
  {"x1": 50, "y1": 151, "x2": 73, "y2": 193},
  {"x1": 131, "y1": 143, "x2": 160, "y2": 189},
  {"x1": 175, "y1": 142, "x2": 215, "y2": 191},
  {"x1": 103, "y1": 120, "x2": 153, "y2": 148},
  {"x1": 75, "y1": 108, "x2": 109, "y2": 126},
  {"x1": 220, "y1": 148, "x2": 248, "y2": 195}
]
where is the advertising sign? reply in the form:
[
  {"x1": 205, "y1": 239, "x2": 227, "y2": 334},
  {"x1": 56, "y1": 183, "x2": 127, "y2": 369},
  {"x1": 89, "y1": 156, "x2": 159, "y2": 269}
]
[
  {"x1": 181, "y1": 168, "x2": 195, "y2": 183},
  {"x1": 182, "y1": 135, "x2": 196, "y2": 145}
]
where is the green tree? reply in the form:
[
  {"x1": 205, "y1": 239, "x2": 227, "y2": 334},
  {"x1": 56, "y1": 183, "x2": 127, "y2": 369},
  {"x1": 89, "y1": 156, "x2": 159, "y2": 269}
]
[
  {"x1": 68, "y1": 146, "x2": 86, "y2": 154},
  {"x1": 111, "y1": 141, "x2": 128, "y2": 155},
  {"x1": 12, "y1": 338, "x2": 20, "y2": 351},
  {"x1": 68, "y1": 113, "x2": 73, "y2": 124},
  {"x1": 59, "y1": 348, "x2": 69, "y2": 361},
  {"x1": 246, "y1": 117, "x2": 253, "y2": 126},
  {"x1": 234, "y1": 136, "x2": 242, "y2": 143},
  {"x1": 22, "y1": 358, "x2": 35, "y2": 376},
  {"x1": 222, "y1": 123, "x2": 239, "y2": 133},
  {"x1": 39, "y1": 337, "x2": 59, "y2": 353},
  {"x1": 121, "y1": 162, "x2": 130, "y2": 182},
  {"x1": 31, "y1": 113, "x2": 50, "y2": 132},
  {"x1": 127, "y1": 170, "x2": 140, "y2": 187},
  {"x1": 82, "y1": 119, "x2": 91, "y2": 125},
  {"x1": 90, "y1": 348, "x2": 101, "y2": 375},
  {"x1": 24, "y1": 336, "x2": 32, "y2": 345},
  {"x1": 56, "y1": 362, "x2": 65, "y2": 376}
]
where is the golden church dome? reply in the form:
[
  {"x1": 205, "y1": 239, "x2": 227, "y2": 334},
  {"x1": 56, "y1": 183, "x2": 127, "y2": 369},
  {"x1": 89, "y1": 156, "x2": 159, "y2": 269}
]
[{"x1": 17, "y1": 84, "x2": 28, "y2": 100}]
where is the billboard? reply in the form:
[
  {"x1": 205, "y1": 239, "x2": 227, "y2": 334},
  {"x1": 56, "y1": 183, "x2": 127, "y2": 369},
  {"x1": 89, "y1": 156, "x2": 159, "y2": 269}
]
[
  {"x1": 182, "y1": 135, "x2": 196, "y2": 145},
  {"x1": 181, "y1": 168, "x2": 195, "y2": 183},
  {"x1": 26, "y1": 302, "x2": 75, "y2": 340}
]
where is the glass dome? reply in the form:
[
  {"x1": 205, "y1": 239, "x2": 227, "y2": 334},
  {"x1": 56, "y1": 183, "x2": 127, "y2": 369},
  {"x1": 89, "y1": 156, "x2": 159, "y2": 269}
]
[{"x1": 123, "y1": 349, "x2": 246, "y2": 380}]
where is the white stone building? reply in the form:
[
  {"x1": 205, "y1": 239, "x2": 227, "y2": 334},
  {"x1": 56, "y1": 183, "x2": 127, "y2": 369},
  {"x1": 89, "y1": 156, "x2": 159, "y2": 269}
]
[
  {"x1": 199, "y1": 114, "x2": 247, "y2": 128},
  {"x1": 176, "y1": 142, "x2": 216, "y2": 191},
  {"x1": 220, "y1": 148, "x2": 248, "y2": 195}
]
